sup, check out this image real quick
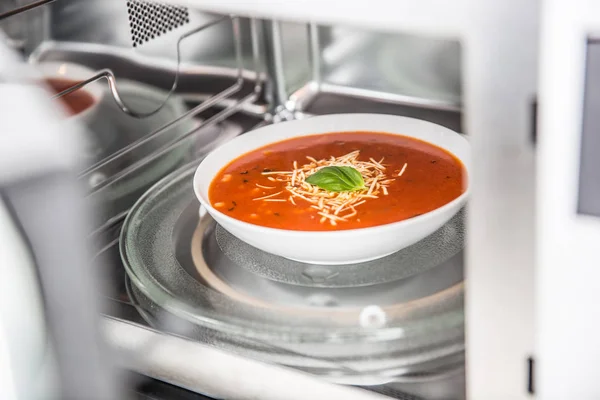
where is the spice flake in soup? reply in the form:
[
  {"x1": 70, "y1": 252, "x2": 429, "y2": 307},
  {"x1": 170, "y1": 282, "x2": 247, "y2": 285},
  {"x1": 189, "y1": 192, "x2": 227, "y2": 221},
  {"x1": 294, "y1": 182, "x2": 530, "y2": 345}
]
[{"x1": 209, "y1": 132, "x2": 466, "y2": 231}]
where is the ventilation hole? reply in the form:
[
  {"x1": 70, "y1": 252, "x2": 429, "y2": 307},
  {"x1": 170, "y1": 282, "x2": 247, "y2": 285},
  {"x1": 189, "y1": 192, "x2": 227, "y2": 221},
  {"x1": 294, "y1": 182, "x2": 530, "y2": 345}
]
[{"x1": 128, "y1": 0, "x2": 189, "y2": 47}]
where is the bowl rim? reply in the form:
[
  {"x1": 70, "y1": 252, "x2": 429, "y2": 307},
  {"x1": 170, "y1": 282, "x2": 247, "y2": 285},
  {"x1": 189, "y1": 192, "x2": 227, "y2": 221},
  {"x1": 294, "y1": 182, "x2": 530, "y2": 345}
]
[{"x1": 193, "y1": 113, "x2": 470, "y2": 237}]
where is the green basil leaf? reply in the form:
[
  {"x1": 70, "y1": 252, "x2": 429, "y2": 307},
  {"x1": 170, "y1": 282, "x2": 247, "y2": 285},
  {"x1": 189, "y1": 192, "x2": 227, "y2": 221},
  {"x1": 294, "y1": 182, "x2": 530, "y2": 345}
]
[{"x1": 305, "y1": 166, "x2": 366, "y2": 192}]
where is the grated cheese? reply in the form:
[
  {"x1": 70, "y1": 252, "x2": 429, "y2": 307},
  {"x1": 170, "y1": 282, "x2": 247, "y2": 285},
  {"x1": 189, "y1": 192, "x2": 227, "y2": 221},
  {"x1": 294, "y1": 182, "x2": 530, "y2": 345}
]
[
  {"x1": 253, "y1": 191, "x2": 283, "y2": 201},
  {"x1": 256, "y1": 183, "x2": 275, "y2": 189},
  {"x1": 253, "y1": 151, "x2": 402, "y2": 225},
  {"x1": 398, "y1": 163, "x2": 408, "y2": 177}
]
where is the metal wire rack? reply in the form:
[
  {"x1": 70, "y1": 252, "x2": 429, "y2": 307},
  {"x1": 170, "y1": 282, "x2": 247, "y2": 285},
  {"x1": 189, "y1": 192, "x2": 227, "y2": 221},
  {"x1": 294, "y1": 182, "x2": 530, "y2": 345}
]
[
  {"x1": 72, "y1": 17, "x2": 260, "y2": 183},
  {"x1": 91, "y1": 18, "x2": 260, "y2": 237},
  {"x1": 12, "y1": 7, "x2": 265, "y2": 234}
]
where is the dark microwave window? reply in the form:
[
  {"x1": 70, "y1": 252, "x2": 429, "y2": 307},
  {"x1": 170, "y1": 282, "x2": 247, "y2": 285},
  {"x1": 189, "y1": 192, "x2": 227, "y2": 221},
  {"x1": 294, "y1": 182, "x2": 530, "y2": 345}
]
[{"x1": 578, "y1": 39, "x2": 600, "y2": 217}]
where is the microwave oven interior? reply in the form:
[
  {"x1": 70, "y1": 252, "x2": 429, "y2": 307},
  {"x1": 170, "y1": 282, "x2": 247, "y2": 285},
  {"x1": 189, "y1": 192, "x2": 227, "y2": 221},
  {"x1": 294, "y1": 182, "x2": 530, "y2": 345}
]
[{"x1": 0, "y1": 1, "x2": 540, "y2": 399}]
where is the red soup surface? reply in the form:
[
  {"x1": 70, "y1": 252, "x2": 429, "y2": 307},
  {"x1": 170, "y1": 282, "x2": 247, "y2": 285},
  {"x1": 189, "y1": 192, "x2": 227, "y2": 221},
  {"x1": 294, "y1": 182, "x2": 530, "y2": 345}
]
[
  {"x1": 46, "y1": 78, "x2": 96, "y2": 117},
  {"x1": 209, "y1": 131, "x2": 466, "y2": 231}
]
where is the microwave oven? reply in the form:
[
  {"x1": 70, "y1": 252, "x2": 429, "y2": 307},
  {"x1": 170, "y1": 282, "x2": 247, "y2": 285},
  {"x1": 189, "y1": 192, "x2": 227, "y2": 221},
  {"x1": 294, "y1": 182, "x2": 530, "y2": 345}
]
[{"x1": 1, "y1": 0, "x2": 598, "y2": 399}]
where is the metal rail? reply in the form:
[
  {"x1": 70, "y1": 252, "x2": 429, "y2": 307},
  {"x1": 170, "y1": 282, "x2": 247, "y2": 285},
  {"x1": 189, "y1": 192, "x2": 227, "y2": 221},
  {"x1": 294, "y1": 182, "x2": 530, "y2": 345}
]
[
  {"x1": 0, "y1": 0, "x2": 54, "y2": 21},
  {"x1": 83, "y1": 17, "x2": 263, "y2": 196},
  {"x1": 103, "y1": 316, "x2": 394, "y2": 400},
  {"x1": 51, "y1": 16, "x2": 232, "y2": 119}
]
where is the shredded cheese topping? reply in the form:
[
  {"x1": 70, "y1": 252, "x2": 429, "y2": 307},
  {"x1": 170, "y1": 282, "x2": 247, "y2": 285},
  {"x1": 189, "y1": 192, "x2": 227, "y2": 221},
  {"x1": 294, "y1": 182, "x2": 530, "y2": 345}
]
[{"x1": 256, "y1": 151, "x2": 400, "y2": 225}]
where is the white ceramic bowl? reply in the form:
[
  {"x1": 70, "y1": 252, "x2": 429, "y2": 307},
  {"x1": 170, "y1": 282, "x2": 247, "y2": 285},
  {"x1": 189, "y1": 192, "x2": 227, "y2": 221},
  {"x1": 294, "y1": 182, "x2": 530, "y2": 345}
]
[{"x1": 194, "y1": 114, "x2": 470, "y2": 265}]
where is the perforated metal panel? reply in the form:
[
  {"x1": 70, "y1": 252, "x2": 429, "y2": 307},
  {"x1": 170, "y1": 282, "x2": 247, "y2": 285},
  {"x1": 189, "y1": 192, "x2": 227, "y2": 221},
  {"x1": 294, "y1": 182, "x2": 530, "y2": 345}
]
[{"x1": 126, "y1": 0, "x2": 190, "y2": 47}]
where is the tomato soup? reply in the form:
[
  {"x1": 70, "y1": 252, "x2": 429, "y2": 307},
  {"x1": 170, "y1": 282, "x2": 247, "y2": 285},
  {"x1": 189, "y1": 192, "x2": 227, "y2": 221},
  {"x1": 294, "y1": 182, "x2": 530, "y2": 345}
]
[
  {"x1": 46, "y1": 78, "x2": 96, "y2": 117},
  {"x1": 209, "y1": 132, "x2": 466, "y2": 231}
]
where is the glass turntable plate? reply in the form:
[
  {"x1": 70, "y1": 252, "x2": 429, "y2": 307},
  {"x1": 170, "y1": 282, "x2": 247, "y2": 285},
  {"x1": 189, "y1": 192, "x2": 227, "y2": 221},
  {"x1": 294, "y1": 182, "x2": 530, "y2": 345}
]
[
  {"x1": 216, "y1": 209, "x2": 465, "y2": 288},
  {"x1": 121, "y1": 163, "x2": 465, "y2": 383}
]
